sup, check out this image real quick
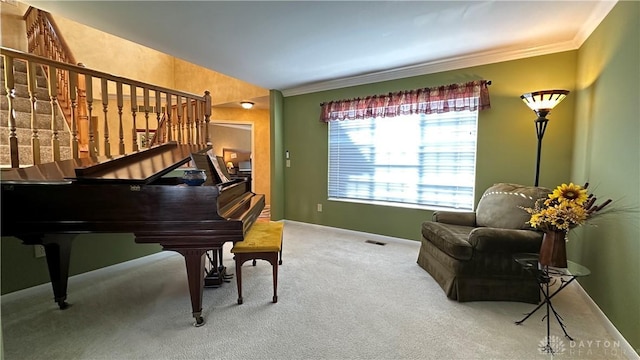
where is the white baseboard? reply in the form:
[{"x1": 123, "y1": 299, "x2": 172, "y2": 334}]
[
  {"x1": 289, "y1": 220, "x2": 639, "y2": 357},
  {"x1": 572, "y1": 280, "x2": 639, "y2": 359},
  {"x1": 283, "y1": 219, "x2": 417, "y2": 245},
  {"x1": 1, "y1": 251, "x2": 176, "y2": 302}
]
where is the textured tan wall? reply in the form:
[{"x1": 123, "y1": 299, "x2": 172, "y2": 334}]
[
  {"x1": 210, "y1": 125, "x2": 251, "y2": 156},
  {"x1": 173, "y1": 59, "x2": 268, "y2": 105},
  {"x1": 52, "y1": 16, "x2": 176, "y2": 88},
  {"x1": 1, "y1": 2, "x2": 29, "y2": 51}
]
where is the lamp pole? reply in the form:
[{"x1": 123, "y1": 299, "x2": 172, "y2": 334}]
[
  {"x1": 534, "y1": 115, "x2": 549, "y2": 187},
  {"x1": 520, "y1": 90, "x2": 569, "y2": 187}
]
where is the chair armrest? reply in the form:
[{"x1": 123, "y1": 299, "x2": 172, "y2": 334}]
[
  {"x1": 468, "y1": 227, "x2": 543, "y2": 253},
  {"x1": 433, "y1": 211, "x2": 477, "y2": 227}
]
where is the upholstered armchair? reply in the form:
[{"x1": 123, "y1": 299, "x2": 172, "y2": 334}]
[{"x1": 417, "y1": 183, "x2": 551, "y2": 304}]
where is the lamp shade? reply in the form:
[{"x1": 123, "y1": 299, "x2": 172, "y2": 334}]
[
  {"x1": 240, "y1": 101, "x2": 254, "y2": 109},
  {"x1": 520, "y1": 90, "x2": 569, "y2": 117},
  {"x1": 226, "y1": 161, "x2": 234, "y2": 168}
]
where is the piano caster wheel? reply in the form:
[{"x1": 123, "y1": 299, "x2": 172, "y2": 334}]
[
  {"x1": 237, "y1": 298, "x2": 243, "y2": 305},
  {"x1": 193, "y1": 316, "x2": 205, "y2": 327},
  {"x1": 272, "y1": 296, "x2": 278, "y2": 303}
]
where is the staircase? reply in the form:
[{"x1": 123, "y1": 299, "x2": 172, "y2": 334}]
[
  {"x1": 1, "y1": 59, "x2": 71, "y2": 167},
  {"x1": 1, "y1": 6, "x2": 212, "y2": 169}
]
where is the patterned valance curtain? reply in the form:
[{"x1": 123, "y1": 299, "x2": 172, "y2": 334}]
[{"x1": 320, "y1": 79, "x2": 491, "y2": 122}]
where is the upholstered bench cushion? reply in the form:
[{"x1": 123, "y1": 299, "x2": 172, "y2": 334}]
[
  {"x1": 232, "y1": 221, "x2": 284, "y2": 253},
  {"x1": 421, "y1": 222, "x2": 473, "y2": 261}
]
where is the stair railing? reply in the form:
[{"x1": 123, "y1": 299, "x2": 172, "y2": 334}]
[
  {"x1": 24, "y1": 7, "x2": 77, "y2": 131},
  {"x1": 1, "y1": 47, "x2": 211, "y2": 168}
]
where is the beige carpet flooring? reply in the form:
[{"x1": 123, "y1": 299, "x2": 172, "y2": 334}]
[{"x1": 1, "y1": 220, "x2": 637, "y2": 360}]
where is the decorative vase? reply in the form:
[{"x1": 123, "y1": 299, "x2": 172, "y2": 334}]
[
  {"x1": 182, "y1": 169, "x2": 207, "y2": 186},
  {"x1": 539, "y1": 230, "x2": 568, "y2": 268}
]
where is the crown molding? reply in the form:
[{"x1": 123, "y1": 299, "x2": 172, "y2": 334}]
[
  {"x1": 572, "y1": 0, "x2": 617, "y2": 47},
  {"x1": 282, "y1": 1, "x2": 617, "y2": 98},
  {"x1": 281, "y1": 42, "x2": 573, "y2": 97}
]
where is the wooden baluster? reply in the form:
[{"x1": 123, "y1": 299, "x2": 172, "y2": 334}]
[
  {"x1": 186, "y1": 97, "x2": 194, "y2": 144},
  {"x1": 204, "y1": 91, "x2": 211, "y2": 146},
  {"x1": 69, "y1": 70, "x2": 79, "y2": 159},
  {"x1": 3, "y1": 56, "x2": 19, "y2": 168},
  {"x1": 194, "y1": 99, "x2": 201, "y2": 145},
  {"x1": 25, "y1": 11, "x2": 32, "y2": 51},
  {"x1": 176, "y1": 95, "x2": 183, "y2": 144},
  {"x1": 101, "y1": 79, "x2": 111, "y2": 157},
  {"x1": 48, "y1": 65, "x2": 61, "y2": 162},
  {"x1": 200, "y1": 100, "x2": 206, "y2": 145},
  {"x1": 194, "y1": 99, "x2": 200, "y2": 144},
  {"x1": 198, "y1": 100, "x2": 205, "y2": 144},
  {"x1": 26, "y1": 60, "x2": 41, "y2": 165},
  {"x1": 116, "y1": 82, "x2": 125, "y2": 155},
  {"x1": 166, "y1": 94, "x2": 172, "y2": 142},
  {"x1": 130, "y1": 84, "x2": 138, "y2": 152},
  {"x1": 155, "y1": 90, "x2": 162, "y2": 146},
  {"x1": 84, "y1": 73, "x2": 96, "y2": 157},
  {"x1": 43, "y1": 13, "x2": 51, "y2": 58},
  {"x1": 174, "y1": 102, "x2": 179, "y2": 142},
  {"x1": 37, "y1": 11, "x2": 46, "y2": 56},
  {"x1": 58, "y1": 69, "x2": 70, "y2": 129},
  {"x1": 143, "y1": 88, "x2": 150, "y2": 148},
  {"x1": 25, "y1": 10, "x2": 35, "y2": 54},
  {"x1": 199, "y1": 100, "x2": 205, "y2": 145},
  {"x1": 76, "y1": 64, "x2": 89, "y2": 158}
]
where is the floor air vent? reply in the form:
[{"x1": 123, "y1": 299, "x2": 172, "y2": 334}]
[{"x1": 365, "y1": 240, "x2": 387, "y2": 246}]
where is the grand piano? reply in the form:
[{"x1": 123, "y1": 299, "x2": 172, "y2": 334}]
[{"x1": 0, "y1": 142, "x2": 265, "y2": 326}]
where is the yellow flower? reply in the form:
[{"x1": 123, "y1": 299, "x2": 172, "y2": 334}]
[
  {"x1": 529, "y1": 213, "x2": 543, "y2": 228},
  {"x1": 522, "y1": 182, "x2": 612, "y2": 233},
  {"x1": 549, "y1": 183, "x2": 588, "y2": 205}
]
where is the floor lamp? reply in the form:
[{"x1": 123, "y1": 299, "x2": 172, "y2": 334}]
[{"x1": 520, "y1": 90, "x2": 569, "y2": 186}]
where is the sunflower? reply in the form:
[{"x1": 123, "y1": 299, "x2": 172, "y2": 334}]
[
  {"x1": 522, "y1": 182, "x2": 612, "y2": 232},
  {"x1": 548, "y1": 183, "x2": 588, "y2": 205}
]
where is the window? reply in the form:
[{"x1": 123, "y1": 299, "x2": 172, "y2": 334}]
[{"x1": 328, "y1": 110, "x2": 478, "y2": 210}]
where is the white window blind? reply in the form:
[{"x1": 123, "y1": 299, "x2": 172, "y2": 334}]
[{"x1": 328, "y1": 110, "x2": 478, "y2": 210}]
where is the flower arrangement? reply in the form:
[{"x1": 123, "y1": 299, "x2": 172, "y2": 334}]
[{"x1": 523, "y1": 182, "x2": 612, "y2": 232}]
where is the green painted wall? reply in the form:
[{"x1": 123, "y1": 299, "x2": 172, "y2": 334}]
[
  {"x1": 281, "y1": 2, "x2": 639, "y2": 351},
  {"x1": 270, "y1": 89, "x2": 285, "y2": 221},
  {"x1": 282, "y1": 51, "x2": 577, "y2": 240},
  {"x1": 571, "y1": 1, "x2": 640, "y2": 353},
  {"x1": 1, "y1": 234, "x2": 160, "y2": 294}
]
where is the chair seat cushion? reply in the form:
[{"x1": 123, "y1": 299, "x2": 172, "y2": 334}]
[{"x1": 421, "y1": 221, "x2": 473, "y2": 261}]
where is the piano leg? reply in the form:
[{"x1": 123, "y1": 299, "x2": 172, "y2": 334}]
[
  {"x1": 21, "y1": 234, "x2": 75, "y2": 310},
  {"x1": 172, "y1": 248, "x2": 208, "y2": 327}
]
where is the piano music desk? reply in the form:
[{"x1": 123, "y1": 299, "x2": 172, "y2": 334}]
[{"x1": 231, "y1": 222, "x2": 284, "y2": 304}]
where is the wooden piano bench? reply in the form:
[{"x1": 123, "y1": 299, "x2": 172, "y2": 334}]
[{"x1": 231, "y1": 221, "x2": 284, "y2": 305}]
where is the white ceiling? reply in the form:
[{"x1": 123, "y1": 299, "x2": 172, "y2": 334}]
[{"x1": 26, "y1": 1, "x2": 616, "y2": 97}]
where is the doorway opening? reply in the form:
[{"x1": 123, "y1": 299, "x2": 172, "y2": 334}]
[{"x1": 209, "y1": 122, "x2": 254, "y2": 190}]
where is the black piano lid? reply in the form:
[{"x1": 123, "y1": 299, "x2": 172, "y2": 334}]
[{"x1": 0, "y1": 142, "x2": 212, "y2": 185}]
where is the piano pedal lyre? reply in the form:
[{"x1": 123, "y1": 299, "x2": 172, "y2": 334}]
[{"x1": 203, "y1": 248, "x2": 233, "y2": 288}]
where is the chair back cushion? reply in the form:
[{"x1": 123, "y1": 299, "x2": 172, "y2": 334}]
[{"x1": 475, "y1": 183, "x2": 551, "y2": 230}]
